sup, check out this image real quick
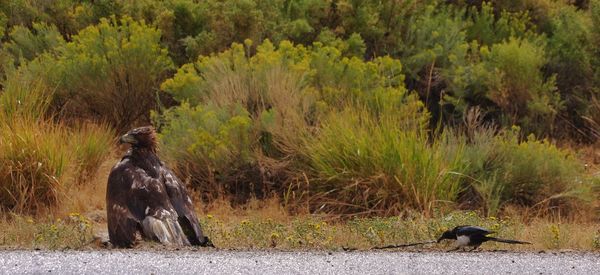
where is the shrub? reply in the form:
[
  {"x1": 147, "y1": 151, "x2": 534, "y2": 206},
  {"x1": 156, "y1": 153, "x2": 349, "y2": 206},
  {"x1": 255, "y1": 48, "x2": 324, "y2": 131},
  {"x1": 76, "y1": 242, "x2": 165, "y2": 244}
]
[
  {"x1": 483, "y1": 38, "x2": 560, "y2": 135},
  {"x1": 544, "y1": 5, "x2": 596, "y2": 140},
  {"x1": 303, "y1": 106, "x2": 464, "y2": 216},
  {"x1": 158, "y1": 39, "x2": 423, "y2": 205},
  {"x1": 24, "y1": 16, "x2": 175, "y2": 132},
  {"x1": 0, "y1": 118, "x2": 113, "y2": 214},
  {"x1": 465, "y1": 2, "x2": 533, "y2": 46},
  {"x1": 3, "y1": 22, "x2": 65, "y2": 65},
  {"x1": 156, "y1": 102, "x2": 254, "y2": 199},
  {"x1": 0, "y1": 118, "x2": 71, "y2": 213},
  {"x1": 0, "y1": 72, "x2": 114, "y2": 214},
  {"x1": 459, "y1": 127, "x2": 591, "y2": 215}
]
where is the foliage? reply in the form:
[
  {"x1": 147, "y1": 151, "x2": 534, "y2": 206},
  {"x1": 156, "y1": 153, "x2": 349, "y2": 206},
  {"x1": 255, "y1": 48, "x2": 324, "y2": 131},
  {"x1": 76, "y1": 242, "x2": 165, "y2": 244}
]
[
  {"x1": 0, "y1": 0, "x2": 597, "y2": 217},
  {"x1": 3, "y1": 22, "x2": 64, "y2": 65},
  {"x1": 8, "y1": 16, "x2": 174, "y2": 132},
  {"x1": 0, "y1": 0, "x2": 598, "y2": 139},
  {"x1": 1, "y1": 213, "x2": 94, "y2": 249},
  {"x1": 484, "y1": 38, "x2": 560, "y2": 135},
  {"x1": 303, "y1": 107, "x2": 462, "y2": 215},
  {"x1": 0, "y1": 71, "x2": 113, "y2": 214},
  {"x1": 458, "y1": 126, "x2": 591, "y2": 215},
  {"x1": 157, "y1": 39, "x2": 429, "y2": 207},
  {"x1": 156, "y1": 103, "x2": 254, "y2": 200},
  {"x1": 56, "y1": 16, "x2": 173, "y2": 131}
]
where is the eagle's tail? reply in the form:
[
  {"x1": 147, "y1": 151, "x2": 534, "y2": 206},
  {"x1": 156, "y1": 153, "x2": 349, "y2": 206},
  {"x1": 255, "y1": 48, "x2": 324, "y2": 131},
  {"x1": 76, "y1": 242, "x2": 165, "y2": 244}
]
[
  {"x1": 487, "y1": 237, "x2": 531, "y2": 245},
  {"x1": 142, "y1": 216, "x2": 190, "y2": 246}
]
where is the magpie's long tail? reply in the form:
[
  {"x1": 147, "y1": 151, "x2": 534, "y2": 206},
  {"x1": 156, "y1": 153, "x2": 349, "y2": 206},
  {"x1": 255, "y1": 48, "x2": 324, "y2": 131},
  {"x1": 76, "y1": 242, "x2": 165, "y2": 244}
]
[
  {"x1": 373, "y1": 240, "x2": 436, "y2": 249},
  {"x1": 487, "y1": 237, "x2": 531, "y2": 245}
]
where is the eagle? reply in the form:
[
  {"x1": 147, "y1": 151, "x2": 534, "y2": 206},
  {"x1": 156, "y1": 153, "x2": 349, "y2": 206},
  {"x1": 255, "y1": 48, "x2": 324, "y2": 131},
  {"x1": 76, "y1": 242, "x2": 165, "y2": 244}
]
[{"x1": 106, "y1": 126, "x2": 212, "y2": 248}]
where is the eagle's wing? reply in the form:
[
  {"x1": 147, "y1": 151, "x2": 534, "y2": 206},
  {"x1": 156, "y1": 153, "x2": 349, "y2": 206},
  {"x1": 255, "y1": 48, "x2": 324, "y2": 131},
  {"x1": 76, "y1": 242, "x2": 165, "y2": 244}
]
[
  {"x1": 107, "y1": 158, "x2": 189, "y2": 247},
  {"x1": 106, "y1": 202, "x2": 139, "y2": 248},
  {"x1": 161, "y1": 165, "x2": 210, "y2": 246},
  {"x1": 106, "y1": 159, "x2": 143, "y2": 248}
]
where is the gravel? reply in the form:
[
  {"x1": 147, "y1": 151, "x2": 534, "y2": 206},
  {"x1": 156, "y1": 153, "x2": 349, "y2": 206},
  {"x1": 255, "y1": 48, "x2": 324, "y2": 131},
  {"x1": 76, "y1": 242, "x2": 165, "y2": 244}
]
[{"x1": 1, "y1": 250, "x2": 599, "y2": 274}]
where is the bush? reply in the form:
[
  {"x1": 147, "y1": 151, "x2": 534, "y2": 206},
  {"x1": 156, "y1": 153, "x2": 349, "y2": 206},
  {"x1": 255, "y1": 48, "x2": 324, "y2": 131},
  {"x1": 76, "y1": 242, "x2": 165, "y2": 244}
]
[
  {"x1": 0, "y1": 72, "x2": 114, "y2": 214},
  {"x1": 483, "y1": 38, "x2": 560, "y2": 135},
  {"x1": 3, "y1": 22, "x2": 65, "y2": 66},
  {"x1": 0, "y1": 118, "x2": 71, "y2": 213},
  {"x1": 19, "y1": 16, "x2": 174, "y2": 132},
  {"x1": 156, "y1": 102, "x2": 254, "y2": 200},
  {"x1": 158, "y1": 39, "x2": 420, "y2": 204},
  {"x1": 459, "y1": 126, "x2": 591, "y2": 215},
  {"x1": 158, "y1": 40, "x2": 315, "y2": 202},
  {"x1": 303, "y1": 106, "x2": 464, "y2": 215},
  {"x1": 465, "y1": 2, "x2": 533, "y2": 46},
  {"x1": 0, "y1": 118, "x2": 113, "y2": 214}
]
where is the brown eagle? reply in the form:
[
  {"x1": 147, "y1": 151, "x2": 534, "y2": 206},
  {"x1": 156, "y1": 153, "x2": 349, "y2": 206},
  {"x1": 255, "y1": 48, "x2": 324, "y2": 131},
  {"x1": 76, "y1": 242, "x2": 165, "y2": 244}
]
[{"x1": 106, "y1": 126, "x2": 212, "y2": 248}]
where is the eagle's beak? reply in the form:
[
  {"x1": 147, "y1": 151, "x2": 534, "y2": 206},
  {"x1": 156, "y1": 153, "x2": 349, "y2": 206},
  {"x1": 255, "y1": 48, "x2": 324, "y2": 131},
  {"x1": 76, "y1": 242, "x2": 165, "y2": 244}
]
[{"x1": 119, "y1": 133, "x2": 137, "y2": 145}]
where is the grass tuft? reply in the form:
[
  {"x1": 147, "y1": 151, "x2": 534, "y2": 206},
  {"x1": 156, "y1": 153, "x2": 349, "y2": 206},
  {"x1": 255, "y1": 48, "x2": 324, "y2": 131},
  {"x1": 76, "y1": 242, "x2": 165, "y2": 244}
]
[{"x1": 303, "y1": 107, "x2": 465, "y2": 216}]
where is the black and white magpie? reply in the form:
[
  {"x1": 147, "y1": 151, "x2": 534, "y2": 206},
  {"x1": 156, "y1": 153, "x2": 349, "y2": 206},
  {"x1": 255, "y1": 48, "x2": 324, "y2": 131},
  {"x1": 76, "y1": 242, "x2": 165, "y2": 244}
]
[{"x1": 437, "y1": 225, "x2": 531, "y2": 251}]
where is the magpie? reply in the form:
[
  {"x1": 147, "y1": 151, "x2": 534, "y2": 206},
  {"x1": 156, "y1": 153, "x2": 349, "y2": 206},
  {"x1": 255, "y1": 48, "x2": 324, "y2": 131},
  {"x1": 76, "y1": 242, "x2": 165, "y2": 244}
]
[{"x1": 437, "y1": 225, "x2": 531, "y2": 251}]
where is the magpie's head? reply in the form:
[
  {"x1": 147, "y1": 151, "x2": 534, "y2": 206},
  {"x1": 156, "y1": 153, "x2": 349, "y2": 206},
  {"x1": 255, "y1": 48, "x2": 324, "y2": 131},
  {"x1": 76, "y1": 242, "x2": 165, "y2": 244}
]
[{"x1": 437, "y1": 230, "x2": 456, "y2": 243}]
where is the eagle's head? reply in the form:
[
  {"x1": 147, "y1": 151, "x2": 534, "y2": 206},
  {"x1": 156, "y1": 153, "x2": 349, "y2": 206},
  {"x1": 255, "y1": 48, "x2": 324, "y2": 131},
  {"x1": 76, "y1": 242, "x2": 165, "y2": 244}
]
[{"x1": 119, "y1": 126, "x2": 158, "y2": 152}]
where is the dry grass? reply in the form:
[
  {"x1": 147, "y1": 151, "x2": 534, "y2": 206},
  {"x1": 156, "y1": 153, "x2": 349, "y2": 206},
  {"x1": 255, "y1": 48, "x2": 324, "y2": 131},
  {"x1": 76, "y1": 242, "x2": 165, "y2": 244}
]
[
  {"x1": 1, "y1": 151, "x2": 597, "y2": 251},
  {"x1": 0, "y1": 154, "x2": 116, "y2": 249},
  {"x1": 2, "y1": 193, "x2": 599, "y2": 251},
  {"x1": 194, "y1": 203, "x2": 600, "y2": 251}
]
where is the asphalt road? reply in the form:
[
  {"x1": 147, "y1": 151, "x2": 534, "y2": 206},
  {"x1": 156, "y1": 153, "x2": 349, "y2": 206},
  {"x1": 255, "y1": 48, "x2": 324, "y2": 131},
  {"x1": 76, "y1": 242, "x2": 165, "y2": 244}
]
[{"x1": 1, "y1": 250, "x2": 599, "y2": 274}]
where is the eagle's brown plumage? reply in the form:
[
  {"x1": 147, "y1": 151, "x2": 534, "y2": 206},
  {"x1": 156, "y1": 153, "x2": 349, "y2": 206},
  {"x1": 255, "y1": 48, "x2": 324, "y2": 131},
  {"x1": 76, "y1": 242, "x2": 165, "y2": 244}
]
[{"x1": 106, "y1": 126, "x2": 211, "y2": 248}]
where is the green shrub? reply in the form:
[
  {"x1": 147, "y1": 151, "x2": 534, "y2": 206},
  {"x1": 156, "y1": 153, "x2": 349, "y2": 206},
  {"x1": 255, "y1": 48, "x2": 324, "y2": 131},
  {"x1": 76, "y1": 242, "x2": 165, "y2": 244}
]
[
  {"x1": 3, "y1": 22, "x2": 65, "y2": 65},
  {"x1": 158, "y1": 39, "x2": 427, "y2": 204},
  {"x1": 459, "y1": 127, "x2": 590, "y2": 215},
  {"x1": 484, "y1": 38, "x2": 560, "y2": 135},
  {"x1": 544, "y1": 5, "x2": 596, "y2": 140},
  {"x1": 22, "y1": 16, "x2": 174, "y2": 132},
  {"x1": 466, "y1": 2, "x2": 533, "y2": 46},
  {"x1": 303, "y1": 106, "x2": 464, "y2": 215},
  {"x1": 156, "y1": 103, "x2": 254, "y2": 192}
]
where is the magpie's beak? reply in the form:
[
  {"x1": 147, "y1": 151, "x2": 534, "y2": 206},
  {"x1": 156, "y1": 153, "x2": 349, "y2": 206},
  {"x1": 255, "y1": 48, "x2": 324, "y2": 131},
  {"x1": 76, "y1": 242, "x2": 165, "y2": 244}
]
[
  {"x1": 119, "y1": 133, "x2": 137, "y2": 145},
  {"x1": 437, "y1": 237, "x2": 444, "y2": 243}
]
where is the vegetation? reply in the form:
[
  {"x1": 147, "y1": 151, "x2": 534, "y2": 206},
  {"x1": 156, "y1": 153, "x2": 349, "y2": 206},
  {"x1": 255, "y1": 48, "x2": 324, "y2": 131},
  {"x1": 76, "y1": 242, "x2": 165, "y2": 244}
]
[
  {"x1": 3, "y1": 201, "x2": 598, "y2": 251},
  {"x1": 0, "y1": 0, "x2": 598, "y2": 250}
]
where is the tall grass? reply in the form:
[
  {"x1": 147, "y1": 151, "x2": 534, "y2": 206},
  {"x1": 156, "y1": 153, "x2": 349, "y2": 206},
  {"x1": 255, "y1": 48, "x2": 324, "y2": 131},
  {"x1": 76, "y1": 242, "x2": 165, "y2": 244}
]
[
  {"x1": 0, "y1": 72, "x2": 114, "y2": 214},
  {"x1": 0, "y1": 118, "x2": 70, "y2": 213},
  {"x1": 304, "y1": 107, "x2": 466, "y2": 216},
  {"x1": 0, "y1": 119, "x2": 114, "y2": 214},
  {"x1": 456, "y1": 125, "x2": 592, "y2": 216},
  {"x1": 70, "y1": 123, "x2": 115, "y2": 183}
]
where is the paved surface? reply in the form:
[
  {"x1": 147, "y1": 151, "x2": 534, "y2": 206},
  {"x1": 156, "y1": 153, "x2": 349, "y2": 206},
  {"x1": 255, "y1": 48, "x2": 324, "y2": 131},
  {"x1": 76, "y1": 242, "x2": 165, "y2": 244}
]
[{"x1": 1, "y1": 250, "x2": 599, "y2": 274}]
